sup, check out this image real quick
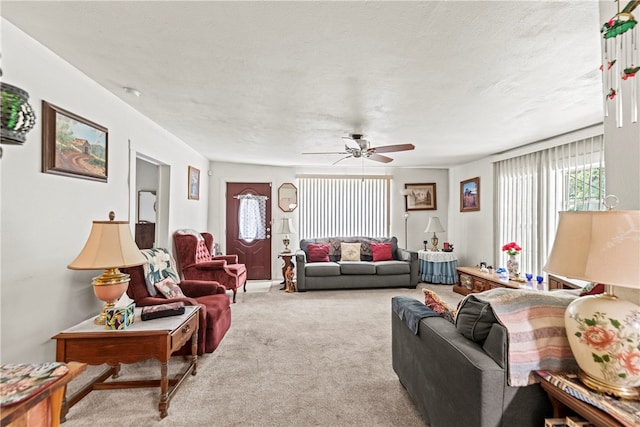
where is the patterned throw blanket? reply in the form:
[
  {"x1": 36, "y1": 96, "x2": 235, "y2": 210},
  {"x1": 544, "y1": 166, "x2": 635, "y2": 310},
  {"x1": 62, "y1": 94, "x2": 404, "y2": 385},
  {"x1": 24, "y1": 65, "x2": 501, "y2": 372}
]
[{"x1": 474, "y1": 288, "x2": 580, "y2": 386}]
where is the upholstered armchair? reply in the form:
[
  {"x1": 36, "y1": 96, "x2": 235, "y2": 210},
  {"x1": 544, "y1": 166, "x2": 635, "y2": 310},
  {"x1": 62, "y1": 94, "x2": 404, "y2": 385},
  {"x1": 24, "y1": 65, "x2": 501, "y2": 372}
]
[
  {"x1": 173, "y1": 230, "x2": 247, "y2": 303},
  {"x1": 122, "y1": 248, "x2": 231, "y2": 355}
]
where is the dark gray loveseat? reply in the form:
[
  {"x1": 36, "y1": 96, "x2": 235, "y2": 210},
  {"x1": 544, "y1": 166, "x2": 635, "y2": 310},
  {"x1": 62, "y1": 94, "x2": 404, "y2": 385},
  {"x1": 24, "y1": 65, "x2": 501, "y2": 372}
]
[
  {"x1": 295, "y1": 236, "x2": 419, "y2": 292},
  {"x1": 391, "y1": 296, "x2": 553, "y2": 427}
]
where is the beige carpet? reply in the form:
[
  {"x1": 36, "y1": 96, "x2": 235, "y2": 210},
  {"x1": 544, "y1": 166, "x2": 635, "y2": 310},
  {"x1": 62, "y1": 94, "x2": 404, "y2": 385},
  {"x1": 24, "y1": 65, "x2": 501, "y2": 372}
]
[{"x1": 63, "y1": 281, "x2": 462, "y2": 427}]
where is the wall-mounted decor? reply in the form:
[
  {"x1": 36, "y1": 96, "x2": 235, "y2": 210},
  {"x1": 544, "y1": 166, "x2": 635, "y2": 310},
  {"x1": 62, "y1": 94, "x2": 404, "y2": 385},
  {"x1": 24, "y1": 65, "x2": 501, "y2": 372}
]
[
  {"x1": 1, "y1": 82, "x2": 36, "y2": 145},
  {"x1": 278, "y1": 183, "x2": 298, "y2": 212},
  {"x1": 404, "y1": 183, "x2": 437, "y2": 211},
  {"x1": 188, "y1": 166, "x2": 200, "y2": 200},
  {"x1": 460, "y1": 177, "x2": 480, "y2": 212},
  {"x1": 41, "y1": 101, "x2": 108, "y2": 182}
]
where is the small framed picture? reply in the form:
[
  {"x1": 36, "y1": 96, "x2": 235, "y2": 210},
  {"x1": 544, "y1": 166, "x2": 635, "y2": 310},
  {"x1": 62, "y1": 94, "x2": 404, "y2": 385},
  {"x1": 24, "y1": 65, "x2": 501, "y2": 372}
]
[
  {"x1": 188, "y1": 166, "x2": 200, "y2": 200},
  {"x1": 41, "y1": 101, "x2": 108, "y2": 182},
  {"x1": 404, "y1": 183, "x2": 437, "y2": 211},
  {"x1": 460, "y1": 177, "x2": 480, "y2": 212}
]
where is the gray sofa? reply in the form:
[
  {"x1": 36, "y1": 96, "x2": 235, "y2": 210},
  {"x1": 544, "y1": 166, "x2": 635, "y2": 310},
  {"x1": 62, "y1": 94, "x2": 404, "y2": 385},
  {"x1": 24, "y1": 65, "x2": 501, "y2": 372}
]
[
  {"x1": 295, "y1": 236, "x2": 419, "y2": 292},
  {"x1": 391, "y1": 296, "x2": 553, "y2": 427}
]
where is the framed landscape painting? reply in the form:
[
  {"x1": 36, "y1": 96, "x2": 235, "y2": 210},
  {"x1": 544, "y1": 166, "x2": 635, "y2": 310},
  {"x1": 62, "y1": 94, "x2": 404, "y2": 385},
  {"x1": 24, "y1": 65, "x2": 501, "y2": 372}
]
[
  {"x1": 188, "y1": 166, "x2": 200, "y2": 200},
  {"x1": 41, "y1": 101, "x2": 108, "y2": 182},
  {"x1": 460, "y1": 177, "x2": 480, "y2": 212},
  {"x1": 404, "y1": 183, "x2": 437, "y2": 211}
]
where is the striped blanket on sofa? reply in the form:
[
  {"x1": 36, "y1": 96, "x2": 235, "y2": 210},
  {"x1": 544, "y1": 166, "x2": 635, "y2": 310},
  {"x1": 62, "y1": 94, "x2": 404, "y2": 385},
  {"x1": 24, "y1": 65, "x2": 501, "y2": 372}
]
[{"x1": 474, "y1": 288, "x2": 580, "y2": 386}]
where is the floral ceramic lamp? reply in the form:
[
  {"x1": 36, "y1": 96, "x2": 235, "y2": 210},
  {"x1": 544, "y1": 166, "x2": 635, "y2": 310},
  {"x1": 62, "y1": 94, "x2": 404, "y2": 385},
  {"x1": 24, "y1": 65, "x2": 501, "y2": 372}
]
[{"x1": 544, "y1": 210, "x2": 640, "y2": 399}]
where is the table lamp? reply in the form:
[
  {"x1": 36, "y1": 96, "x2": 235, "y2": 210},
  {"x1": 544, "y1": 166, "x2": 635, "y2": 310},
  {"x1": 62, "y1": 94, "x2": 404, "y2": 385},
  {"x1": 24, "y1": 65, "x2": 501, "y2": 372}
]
[
  {"x1": 543, "y1": 210, "x2": 640, "y2": 399},
  {"x1": 68, "y1": 211, "x2": 147, "y2": 325},
  {"x1": 278, "y1": 217, "x2": 295, "y2": 253},
  {"x1": 424, "y1": 217, "x2": 445, "y2": 251}
]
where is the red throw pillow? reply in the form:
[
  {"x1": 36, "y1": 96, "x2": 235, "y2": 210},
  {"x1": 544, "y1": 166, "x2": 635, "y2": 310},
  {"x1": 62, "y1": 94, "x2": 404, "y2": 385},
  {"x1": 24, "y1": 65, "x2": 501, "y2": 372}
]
[
  {"x1": 307, "y1": 243, "x2": 330, "y2": 262},
  {"x1": 371, "y1": 243, "x2": 393, "y2": 261}
]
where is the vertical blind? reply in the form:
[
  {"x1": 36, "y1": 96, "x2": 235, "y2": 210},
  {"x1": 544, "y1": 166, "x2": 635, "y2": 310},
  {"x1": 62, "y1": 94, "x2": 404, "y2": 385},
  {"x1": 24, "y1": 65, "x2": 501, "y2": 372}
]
[
  {"x1": 494, "y1": 135, "x2": 605, "y2": 276},
  {"x1": 298, "y1": 176, "x2": 390, "y2": 239}
]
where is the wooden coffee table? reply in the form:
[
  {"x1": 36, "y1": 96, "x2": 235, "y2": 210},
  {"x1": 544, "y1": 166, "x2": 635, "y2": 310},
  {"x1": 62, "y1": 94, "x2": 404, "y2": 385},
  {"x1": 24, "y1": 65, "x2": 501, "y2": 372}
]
[{"x1": 52, "y1": 306, "x2": 199, "y2": 420}]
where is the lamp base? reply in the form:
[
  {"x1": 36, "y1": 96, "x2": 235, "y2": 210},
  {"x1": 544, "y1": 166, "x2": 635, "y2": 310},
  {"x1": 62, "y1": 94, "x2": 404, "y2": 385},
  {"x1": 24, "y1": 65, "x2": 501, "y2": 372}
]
[
  {"x1": 430, "y1": 233, "x2": 439, "y2": 251},
  {"x1": 565, "y1": 288, "x2": 640, "y2": 399},
  {"x1": 92, "y1": 269, "x2": 130, "y2": 326},
  {"x1": 578, "y1": 369, "x2": 639, "y2": 400},
  {"x1": 282, "y1": 237, "x2": 291, "y2": 253}
]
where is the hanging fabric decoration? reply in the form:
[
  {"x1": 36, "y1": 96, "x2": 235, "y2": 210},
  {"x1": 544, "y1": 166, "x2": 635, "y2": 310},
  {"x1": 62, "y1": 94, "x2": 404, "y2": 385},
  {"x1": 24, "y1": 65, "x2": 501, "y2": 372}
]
[
  {"x1": 601, "y1": 0, "x2": 640, "y2": 126},
  {"x1": 237, "y1": 194, "x2": 268, "y2": 242}
]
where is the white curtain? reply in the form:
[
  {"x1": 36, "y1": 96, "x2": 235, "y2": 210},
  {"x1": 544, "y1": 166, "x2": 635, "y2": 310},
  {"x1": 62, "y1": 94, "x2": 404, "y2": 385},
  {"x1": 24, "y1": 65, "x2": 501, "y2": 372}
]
[
  {"x1": 298, "y1": 176, "x2": 390, "y2": 239},
  {"x1": 494, "y1": 135, "x2": 605, "y2": 276},
  {"x1": 238, "y1": 195, "x2": 267, "y2": 241}
]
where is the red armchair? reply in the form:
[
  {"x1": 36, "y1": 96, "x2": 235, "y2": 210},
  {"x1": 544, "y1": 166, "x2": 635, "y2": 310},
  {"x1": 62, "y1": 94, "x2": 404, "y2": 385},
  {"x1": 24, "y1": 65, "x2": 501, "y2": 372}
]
[
  {"x1": 174, "y1": 230, "x2": 247, "y2": 303},
  {"x1": 122, "y1": 248, "x2": 231, "y2": 355}
]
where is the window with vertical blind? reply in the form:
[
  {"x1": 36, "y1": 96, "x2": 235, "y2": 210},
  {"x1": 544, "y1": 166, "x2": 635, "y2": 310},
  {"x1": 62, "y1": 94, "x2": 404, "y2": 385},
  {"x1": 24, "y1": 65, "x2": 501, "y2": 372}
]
[
  {"x1": 495, "y1": 135, "x2": 605, "y2": 276},
  {"x1": 297, "y1": 175, "x2": 390, "y2": 239}
]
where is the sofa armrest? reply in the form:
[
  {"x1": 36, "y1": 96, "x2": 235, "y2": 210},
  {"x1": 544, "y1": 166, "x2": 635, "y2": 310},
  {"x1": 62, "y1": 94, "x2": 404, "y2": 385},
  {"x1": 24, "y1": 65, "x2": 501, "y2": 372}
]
[
  {"x1": 213, "y1": 255, "x2": 238, "y2": 264},
  {"x1": 398, "y1": 248, "x2": 419, "y2": 287},
  {"x1": 179, "y1": 280, "x2": 226, "y2": 297},
  {"x1": 482, "y1": 323, "x2": 508, "y2": 369},
  {"x1": 133, "y1": 295, "x2": 200, "y2": 307},
  {"x1": 295, "y1": 250, "x2": 307, "y2": 291}
]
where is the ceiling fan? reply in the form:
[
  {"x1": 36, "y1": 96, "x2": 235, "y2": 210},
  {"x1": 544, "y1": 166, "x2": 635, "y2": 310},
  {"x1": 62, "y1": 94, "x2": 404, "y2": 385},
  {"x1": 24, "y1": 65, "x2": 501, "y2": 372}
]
[{"x1": 303, "y1": 134, "x2": 415, "y2": 165}]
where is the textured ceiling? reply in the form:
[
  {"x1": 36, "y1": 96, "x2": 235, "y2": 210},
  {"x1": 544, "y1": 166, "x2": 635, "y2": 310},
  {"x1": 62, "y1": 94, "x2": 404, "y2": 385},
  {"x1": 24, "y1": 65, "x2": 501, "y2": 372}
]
[{"x1": 2, "y1": 1, "x2": 604, "y2": 169}]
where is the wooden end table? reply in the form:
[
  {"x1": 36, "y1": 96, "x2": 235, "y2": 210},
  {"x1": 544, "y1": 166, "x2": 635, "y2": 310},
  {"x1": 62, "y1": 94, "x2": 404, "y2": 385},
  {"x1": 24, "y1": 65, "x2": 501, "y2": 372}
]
[
  {"x1": 0, "y1": 362, "x2": 86, "y2": 427},
  {"x1": 52, "y1": 306, "x2": 199, "y2": 420},
  {"x1": 535, "y1": 372, "x2": 625, "y2": 427},
  {"x1": 278, "y1": 252, "x2": 296, "y2": 292}
]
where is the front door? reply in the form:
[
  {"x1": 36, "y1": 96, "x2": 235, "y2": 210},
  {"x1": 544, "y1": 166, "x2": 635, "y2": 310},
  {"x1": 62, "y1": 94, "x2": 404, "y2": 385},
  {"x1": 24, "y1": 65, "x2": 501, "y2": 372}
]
[{"x1": 226, "y1": 182, "x2": 272, "y2": 280}]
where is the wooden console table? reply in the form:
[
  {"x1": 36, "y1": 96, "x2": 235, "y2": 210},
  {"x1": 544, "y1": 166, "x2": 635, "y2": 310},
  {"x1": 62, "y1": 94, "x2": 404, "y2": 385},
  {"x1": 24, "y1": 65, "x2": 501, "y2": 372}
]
[
  {"x1": 52, "y1": 306, "x2": 199, "y2": 420},
  {"x1": 453, "y1": 266, "x2": 546, "y2": 296}
]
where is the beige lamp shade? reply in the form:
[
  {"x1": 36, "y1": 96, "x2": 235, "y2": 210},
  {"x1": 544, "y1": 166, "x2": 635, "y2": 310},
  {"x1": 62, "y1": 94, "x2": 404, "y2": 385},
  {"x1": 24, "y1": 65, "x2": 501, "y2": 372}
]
[
  {"x1": 68, "y1": 217, "x2": 146, "y2": 270},
  {"x1": 424, "y1": 217, "x2": 445, "y2": 234},
  {"x1": 278, "y1": 218, "x2": 295, "y2": 235},
  {"x1": 543, "y1": 210, "x2": 640, "y2": 289}
]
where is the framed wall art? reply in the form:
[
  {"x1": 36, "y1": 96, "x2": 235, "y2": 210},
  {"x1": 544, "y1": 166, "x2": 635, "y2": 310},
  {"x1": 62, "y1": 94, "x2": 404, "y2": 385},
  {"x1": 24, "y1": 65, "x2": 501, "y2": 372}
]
[
  {"x1": 41, "y1": 101, "x2": 108, "y2": 182},
  {"x1": 460, "y1": 177, "x2": 480, "y2": 212},
  {"x1": 188, "y1": 166, "x2": 200, "y2": 200},
  {"x1": 404, "y1": 183, "x2": 437, "y2": 211}
]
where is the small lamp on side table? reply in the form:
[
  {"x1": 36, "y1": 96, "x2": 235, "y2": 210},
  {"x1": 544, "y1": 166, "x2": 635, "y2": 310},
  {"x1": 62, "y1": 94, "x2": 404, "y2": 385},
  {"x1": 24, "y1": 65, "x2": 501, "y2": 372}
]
[
  {"x1": 68, "y1": 211, "x2": 146, "y2": 325},
  {"x1": 424, "y1": 217, "x2": 445, "y2": 251},
  {"x1": 543, "y1": 209, "x2": 640, "y2": 399},
  {"x1": 278, "y1": 217, "x2": 296, "y2": 253}
]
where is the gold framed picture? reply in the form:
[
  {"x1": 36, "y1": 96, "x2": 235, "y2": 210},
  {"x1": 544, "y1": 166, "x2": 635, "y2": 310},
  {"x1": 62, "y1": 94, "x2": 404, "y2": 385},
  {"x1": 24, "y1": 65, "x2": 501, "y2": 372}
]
[
  {"x1": 188, "y1": 166, "x2": 200, "y2": 200},
  {"x1": 460, "y1": 177, "x2": 480, "y2": 212}
]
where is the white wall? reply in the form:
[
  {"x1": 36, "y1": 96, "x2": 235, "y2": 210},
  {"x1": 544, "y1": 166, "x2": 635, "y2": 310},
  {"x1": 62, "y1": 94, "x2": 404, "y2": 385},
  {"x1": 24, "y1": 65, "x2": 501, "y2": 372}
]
[
  {"x1": 0, "y1": 20, "x2": 209, "y2": 363},
  {"x1": 448, "y1": 160, "x2": 494, "y2": 268},
  {"x1": 209, "y1": 162, "x2": 448, "y2": 280}
]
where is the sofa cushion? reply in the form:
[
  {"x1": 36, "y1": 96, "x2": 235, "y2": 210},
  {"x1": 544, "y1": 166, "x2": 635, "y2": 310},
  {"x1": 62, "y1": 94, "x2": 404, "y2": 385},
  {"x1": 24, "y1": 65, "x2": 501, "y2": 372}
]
[
  {"x1": 300, "y1": 237, "x2": 400, "y2": 262},
  {"x1": 307, "y1": 243, "x2": 330, "y2": 262},
  {"x1": 154, "y1": 277, "x2": 186, "y2": 299},
  {"x1": 141, "y1": 248, "x2": 181, "y2": 297},
  {"x1": 455, "y1": 295, "x2": 498, "y2": 344},
  {"x1": 374, "y1": 260, "x2": 410, "y2": 275},
  {"x1": 423, "y1": 288, "x2": 456, "y2": 323},
  {"x1": 339, "y1": 261, "x2": 376, "y2": 275},
  {"x1": 305, "y1": 262, "x2": 341, "y2": 277},
  {"x1": 340, "y1": 242, "x2": 361, "y2": 261},
  {"x1": 371, "y1": 242, "x2": 393, "y2": 261}
]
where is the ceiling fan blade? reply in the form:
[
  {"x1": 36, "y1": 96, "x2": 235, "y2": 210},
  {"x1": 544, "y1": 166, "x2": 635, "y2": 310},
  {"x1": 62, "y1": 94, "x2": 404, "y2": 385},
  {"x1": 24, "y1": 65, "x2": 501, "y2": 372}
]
[
  {"x1": 332, "y1": 155, "x2": 353, "y2": 165},
  {"x1": 368, "y1": 153, "x2": 393, "y2": 163},
  {"x1": 302, "y1": 151, "x2": 349, "y2": 155},
  {"x1": 371, "y1": 143, "x2": 415, "y2": 154},
  {"x1": 341, "y1": 137, "x2": 360, "y2": 149}
]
